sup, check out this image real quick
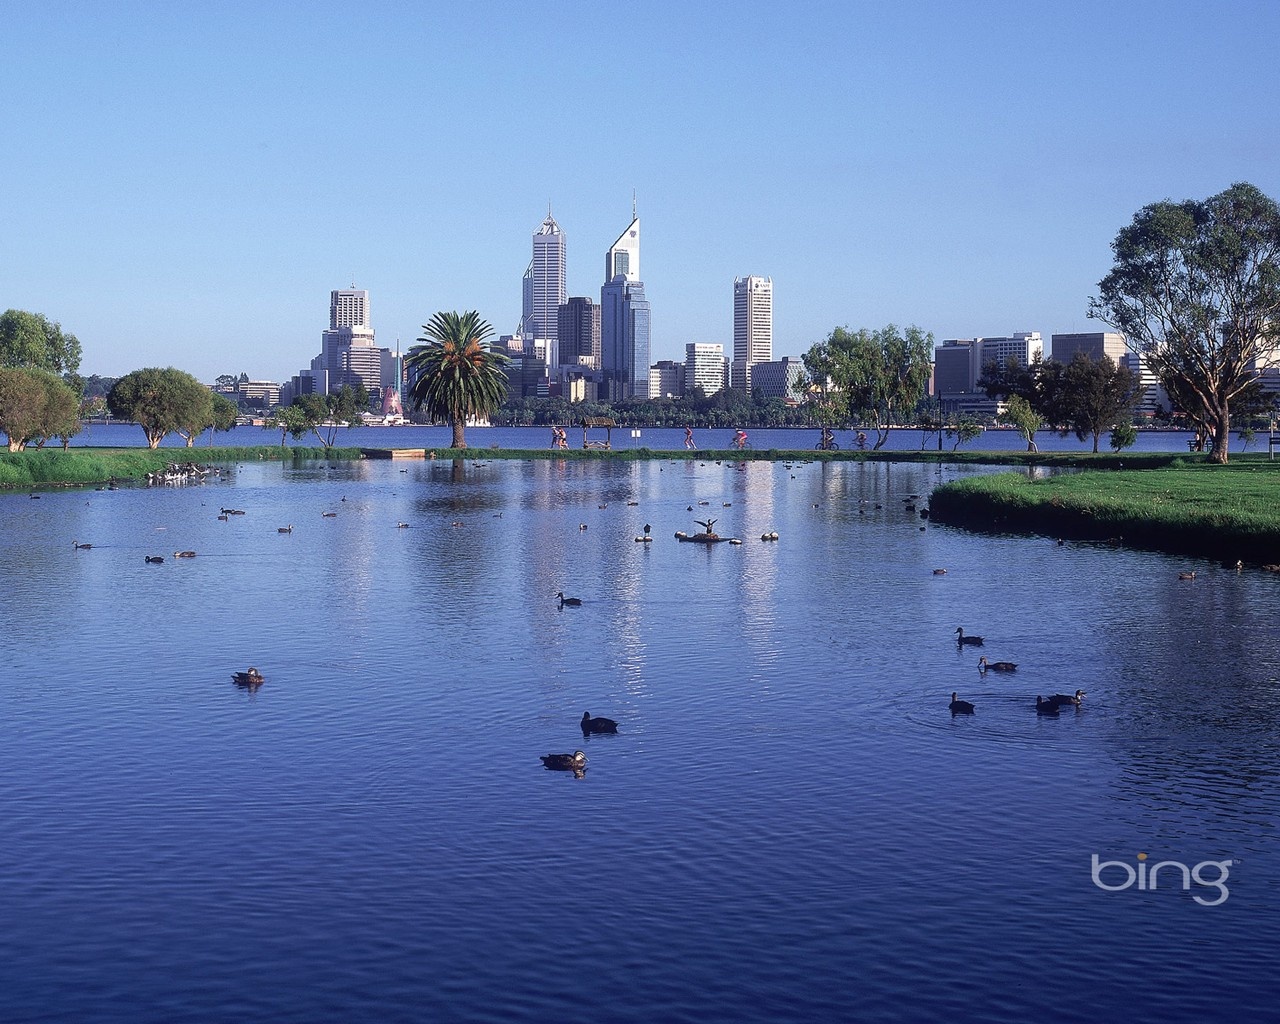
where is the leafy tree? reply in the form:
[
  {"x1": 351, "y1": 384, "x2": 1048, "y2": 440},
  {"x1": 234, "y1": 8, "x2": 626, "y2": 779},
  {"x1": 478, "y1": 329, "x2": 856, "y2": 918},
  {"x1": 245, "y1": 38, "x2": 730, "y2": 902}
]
[
  {"x1": 214, "y1": 374, "x2": 238, "y2": 390},
  {"x1": 265, "y1": 403, "x2": 311, "y2": 447},
  {"x1": 405, "y1": 311, "x2": 509, "y2": 448},
  {"x1": 802, "y1": 325, "x2": 933, "y2": 449},
  {"x1": 1089, "y1": 182, "x2": 1280, "y2": 464},
  {"x1": 106, "y1": 367, "x2": 211, "y2": 449},
  {"x1": 1053, "y1": 353, "x2": 1140, "y2": 453},
  {"x1": 946, "y1": 414, "x2": 983, "y2": 451},
  {"x1": 1109, "y1": 422, "x2": 1138, "y2": 452},
  {"x1": 207, "y1": 393, "x2": 239, "y2": 445},
  {"x1": 997, "y1": 395, "x2": 1043, "y2": 452},
  {"x1": 285, "y1": 385, "x2": 367, "y2": 449},
  {"x1": 0, "y1": 367, "x2": 80, "y2": 451},
  {"x1": 0, "y1": 310, "x2": 82, "y2": 376}
]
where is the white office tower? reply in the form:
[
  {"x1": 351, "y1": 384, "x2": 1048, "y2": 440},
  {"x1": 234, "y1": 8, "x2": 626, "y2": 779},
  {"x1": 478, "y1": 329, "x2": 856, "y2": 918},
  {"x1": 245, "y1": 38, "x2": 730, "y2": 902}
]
[
  {"x1": 732, "y1": 276, "x2": 773, "y2": 390},
  {"x1": 312, "y1": 288, "x2": 383, "y2": 396}
]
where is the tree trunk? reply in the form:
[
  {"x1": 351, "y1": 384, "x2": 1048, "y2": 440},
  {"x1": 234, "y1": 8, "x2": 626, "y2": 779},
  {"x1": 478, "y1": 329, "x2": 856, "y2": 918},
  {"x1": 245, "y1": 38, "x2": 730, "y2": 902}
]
[
  {"x1": 1210, "y1": 405, "x2": 1231, "y2": 464},
  {"x1": 1092, "y1": 431, "x2": 1101, "y2": 453},
  {"x1": 451, "y1": 419, "x2": 467, "y2": 448}
]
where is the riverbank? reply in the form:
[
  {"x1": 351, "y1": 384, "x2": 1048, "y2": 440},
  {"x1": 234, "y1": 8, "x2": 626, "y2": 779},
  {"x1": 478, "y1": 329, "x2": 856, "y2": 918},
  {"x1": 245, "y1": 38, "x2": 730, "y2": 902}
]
[
  {"x1": 0, "y1": 446, "x2": 358, "y2": 489},
  {"x1": 928, "y1": 463, "x2": 1280, "y2": 564}
]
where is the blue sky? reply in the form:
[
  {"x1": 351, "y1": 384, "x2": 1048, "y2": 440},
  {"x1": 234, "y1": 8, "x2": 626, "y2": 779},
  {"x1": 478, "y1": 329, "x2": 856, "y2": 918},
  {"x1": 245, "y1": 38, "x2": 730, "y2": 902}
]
[{"x1": 4, "y1": 0, "x2": 1279, "y2": 382}]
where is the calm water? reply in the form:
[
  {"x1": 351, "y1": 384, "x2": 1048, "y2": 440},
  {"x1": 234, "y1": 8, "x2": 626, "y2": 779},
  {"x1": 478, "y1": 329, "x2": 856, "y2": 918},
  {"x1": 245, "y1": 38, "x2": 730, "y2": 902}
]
[
  {"x1": 1, "y1": 458, "x2": 1276, "y2": 1023},
  {"x1": 73, "y1": 420, "x2": 1205, "y2": 454}
]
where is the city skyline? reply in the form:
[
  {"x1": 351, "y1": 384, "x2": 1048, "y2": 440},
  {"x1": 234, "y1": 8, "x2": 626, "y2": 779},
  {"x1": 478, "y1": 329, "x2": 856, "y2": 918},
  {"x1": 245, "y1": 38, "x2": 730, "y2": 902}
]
[{"x1": 4, "y1": 3, "x2": 1279, "y2": 383}]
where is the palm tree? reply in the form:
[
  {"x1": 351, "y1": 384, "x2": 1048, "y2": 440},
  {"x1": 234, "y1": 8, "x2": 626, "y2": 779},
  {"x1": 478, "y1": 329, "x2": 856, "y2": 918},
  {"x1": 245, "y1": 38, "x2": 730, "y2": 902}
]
[{"x1": 404, "y1": 311, "x2": 510, "y2": 448}]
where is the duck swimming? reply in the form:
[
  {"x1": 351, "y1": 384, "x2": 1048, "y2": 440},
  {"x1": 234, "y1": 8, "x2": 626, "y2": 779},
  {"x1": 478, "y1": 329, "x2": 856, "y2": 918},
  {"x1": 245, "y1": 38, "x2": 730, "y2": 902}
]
[
  {"x1": 1045, "y1": 690, "x2": 1086, "y2": 708},
  {"x1": 232, "y1": 667, "x2": 264, "y2": 687},
  {"x1": 1035, "y1": 696, "x2": 1061, "y2": 715},
  {"x1": 955, "y1": 627, "x2": 984, "y2": 646},
  {"x1": 540, "y1": 750, "x2": 587, "y2": 771},
  {"x1": 978, "y1": 657, "x2": 1017, "y2": 673},
  {"x1": 556, "y1": 592, "x2": 583, "y2": 607},
  {"x1": 145, "y1": 555, "x2": 165, "y2": 564},
  {"x1": 582, "y1": 712, "x2": 619, "y2": 734},
  {"x1": 949, "y1": 692, "x2": 975, "y2": 715}
]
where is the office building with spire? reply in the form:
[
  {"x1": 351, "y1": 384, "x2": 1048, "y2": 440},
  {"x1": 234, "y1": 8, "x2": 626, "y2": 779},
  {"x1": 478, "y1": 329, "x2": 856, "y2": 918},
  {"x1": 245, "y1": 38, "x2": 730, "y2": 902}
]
[
  {"x1": 520, "y1": 210, "x2": 566, "y2": 372},
  {"x1": 283, "y1": 287, "x2": 395, "y2": 405},
  {"x1": 600, "y1": 204, "x2": 650, "y2": 400}
]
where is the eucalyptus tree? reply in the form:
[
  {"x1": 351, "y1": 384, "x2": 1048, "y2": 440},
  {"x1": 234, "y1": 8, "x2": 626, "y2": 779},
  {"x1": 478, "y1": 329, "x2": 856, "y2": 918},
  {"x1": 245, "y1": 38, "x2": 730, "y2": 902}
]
[
  {"x1": 0, "y1": 309, "x2": 82, "y2": 376},
  {"x1": 107, "y1": 368, "x2": 211, "y2": 449},
  {"x1": 1089, "y1": 182, "x2": 1280, "y2": 463},
  {"x1": 802, "y1": 325, "x2": 933, "y2": 449},
  {"x1": 405, "y1": 311, "x2": 509, "y2": 448},
  {"x1": 0, "y1": 367, "x2": 80, "y2": 451}
]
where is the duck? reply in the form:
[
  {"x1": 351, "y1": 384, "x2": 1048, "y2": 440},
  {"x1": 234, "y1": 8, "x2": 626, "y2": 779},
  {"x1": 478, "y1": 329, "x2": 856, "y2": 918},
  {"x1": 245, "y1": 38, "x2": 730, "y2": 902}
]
[
  {"x1": 1045, "y1": 690, "x2": 1086, "y2": 708},
  {"x1": 1035, "y1": 696, "x2": 1061, "y2": 716},
  {"x1": 540, "y1": 750, "x2": 587, "y2": 771},
  {"x1": 581, "y1": 712, "x2": 619, "y2": 735},
  {"x1": 955, "y1": 627, "x2": 984, "y2": 646},
  {"x1": 145, "y1": 555, "x2": 165, "y2": 564},
  {"x1": 278, "y1": 525, "x2": 293, "y2": 533},
  {"x1": 217, "y1": 513, "x2": 229, "y2": 521},
  {"x1": 232, "y1": 667, "x2": 264, "y2": 687},
  {"x1": 73, "y1": 541, "x2": 93, "y2": 550},
  {"x1": 556, "y1": 592, "x2": 583, "y2": 607},
  {"x1": 173, "y1": 550, "x2": 196, "y2": 558},
  {"x1": 949, "y1": 692, "x2": 975, "y2": 715},
  {"x1": 978, "y1": 657, "x2": 1017, "y2": 673},
  {"x1": 933, "y1": 568, "x2": 947, "y2": 575},
  {"x1": 396, "y1": 522, "x2": 410, "y2": 528},
  {"x1": 1178, "y1": 571, "x2": 1197, "y2": 580},
  {"x1": 322, "y1": 511, "x2": 337, "y2": 518}
]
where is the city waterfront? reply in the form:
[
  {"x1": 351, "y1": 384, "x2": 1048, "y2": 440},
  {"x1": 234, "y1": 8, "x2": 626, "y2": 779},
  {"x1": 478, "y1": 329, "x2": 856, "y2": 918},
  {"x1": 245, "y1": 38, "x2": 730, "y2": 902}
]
[
  {"x1": 69, "y1": 421, "x2": 1205, "y2": 455},
  {"x1": 1, "y1": 458, "x2": 1275, "y2": 1023}
]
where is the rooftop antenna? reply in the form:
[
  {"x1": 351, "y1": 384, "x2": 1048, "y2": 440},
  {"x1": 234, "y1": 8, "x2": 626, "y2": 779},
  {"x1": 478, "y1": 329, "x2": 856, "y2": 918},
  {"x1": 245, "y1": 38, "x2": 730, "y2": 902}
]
[{"x1": 632, "y1": 189, "x2": 637, "y2": 219}]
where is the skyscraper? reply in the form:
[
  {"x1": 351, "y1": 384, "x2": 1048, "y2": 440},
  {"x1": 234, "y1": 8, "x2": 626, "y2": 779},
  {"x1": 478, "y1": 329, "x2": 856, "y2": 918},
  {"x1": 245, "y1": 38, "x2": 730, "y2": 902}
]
[
  {"x1": 732, "y1": 275, "x2": 773, "y2": 390},
  {"x1": 600, "y1": 211, "x2": 650, "y2": 400},
  {"x1": 302, "y1": 287, "x2": 390, "y2": 400},
  {"x1": 520, "y1": 210, "x2": 566, "y2": 370},
  {"x1": 558, "y1": 297, "x2": 601, "y2": 370}
]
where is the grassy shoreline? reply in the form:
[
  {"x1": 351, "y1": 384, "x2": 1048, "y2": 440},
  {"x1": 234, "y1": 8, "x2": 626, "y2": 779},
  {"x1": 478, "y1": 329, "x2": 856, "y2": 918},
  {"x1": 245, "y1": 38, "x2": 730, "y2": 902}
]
[
  {"x1": 928, "y1": 464, "x2": 1280, "y2": 564},
  {"x1": 7, "y1": 445, "x2": 1279, "y2": 563}
]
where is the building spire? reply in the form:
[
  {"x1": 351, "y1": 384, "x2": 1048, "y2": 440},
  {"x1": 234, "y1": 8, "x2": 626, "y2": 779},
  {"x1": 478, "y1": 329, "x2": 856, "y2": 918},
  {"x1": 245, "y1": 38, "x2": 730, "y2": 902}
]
[{"x1": 632, "y1": 189, "x2": 637, "y2": 219}]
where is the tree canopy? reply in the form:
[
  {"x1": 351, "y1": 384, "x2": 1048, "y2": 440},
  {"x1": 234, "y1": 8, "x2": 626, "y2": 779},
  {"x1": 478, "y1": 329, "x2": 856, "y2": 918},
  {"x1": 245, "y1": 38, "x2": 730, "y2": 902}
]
[
  {"x1": 1089, "y1": 182, "x2": 1280, "y2": 463},
  {"x1": 0, "y1": 309, "x2": 82, "y2": 377},
  {"x1": 801, "y1": 325, "x2": 933, "y2": 449},
  {"x1": 405, "y1": 311, "x2": 509, "y2": 448},
  {"x1": 0, "y1": 367, "x2": 80, "y2": 451},
  {"x1": 106, "y1": 368, "x2": 212, "y2": 449},
  {"x1": 279, "y1": 385, "x2": 368, "y2": 449}
]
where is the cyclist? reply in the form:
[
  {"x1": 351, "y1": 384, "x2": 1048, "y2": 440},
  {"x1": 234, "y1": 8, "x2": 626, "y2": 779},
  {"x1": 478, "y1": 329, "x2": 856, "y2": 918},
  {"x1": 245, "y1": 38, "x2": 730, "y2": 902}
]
[{"x1": 733, "y1": 429, "x2": 748, "y2": 450}]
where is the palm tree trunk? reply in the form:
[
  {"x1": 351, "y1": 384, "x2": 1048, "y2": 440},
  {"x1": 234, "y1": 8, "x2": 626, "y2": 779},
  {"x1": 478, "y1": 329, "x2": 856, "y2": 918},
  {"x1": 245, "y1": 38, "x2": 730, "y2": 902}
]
[{"x1": 451, "y1": 419, "x2": 467, "y2": 448}]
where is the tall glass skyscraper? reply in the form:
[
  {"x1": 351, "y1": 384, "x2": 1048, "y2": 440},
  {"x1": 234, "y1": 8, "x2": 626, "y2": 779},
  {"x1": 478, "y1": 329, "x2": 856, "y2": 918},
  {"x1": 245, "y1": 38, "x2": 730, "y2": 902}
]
[
  {"x1": 520, "y1": 210, "x2": 566, "y2": 370},
  {"x1": 600, "y1": 214, "x2": 650, "y2": 400}
]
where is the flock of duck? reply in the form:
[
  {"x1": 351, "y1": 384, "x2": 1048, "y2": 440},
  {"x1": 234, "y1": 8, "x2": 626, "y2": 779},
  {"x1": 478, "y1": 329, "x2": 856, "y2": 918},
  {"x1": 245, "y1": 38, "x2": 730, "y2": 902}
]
[
  {"x1": 539, "y1": 712, "x2": 619, "y2": 777},
  {"x1": 948, "y1": 626, "x2": 1087, "y2": 718}
]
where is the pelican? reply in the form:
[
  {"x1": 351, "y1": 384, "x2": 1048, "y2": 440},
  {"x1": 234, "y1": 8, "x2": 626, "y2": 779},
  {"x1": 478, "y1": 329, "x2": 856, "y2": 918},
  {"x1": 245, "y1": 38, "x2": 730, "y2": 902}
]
[
  {"x1": 955, "y1": 627, "x2": 984, "y2": 646},
  {"x1": 556, "y1": 592, "x2": 582, "y2": 607},
  {"x1": 949, "y1": 692, "x2": 975, "y2": 715},
  {"x1": 581, "y1": 712, "x2": 619, "y2": 735},
  {"x1": 978, "y1": 657, "x2": 1017, "y2": 672},
  {"x1": 540, "y1": 750, "x2": 587, "y2": 771}
]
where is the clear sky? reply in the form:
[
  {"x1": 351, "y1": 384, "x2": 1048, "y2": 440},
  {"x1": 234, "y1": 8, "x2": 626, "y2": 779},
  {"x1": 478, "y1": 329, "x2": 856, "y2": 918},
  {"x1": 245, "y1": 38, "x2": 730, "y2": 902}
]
[{"x1": 5, "y1": 0, "x2": 1279, "y2": 383}]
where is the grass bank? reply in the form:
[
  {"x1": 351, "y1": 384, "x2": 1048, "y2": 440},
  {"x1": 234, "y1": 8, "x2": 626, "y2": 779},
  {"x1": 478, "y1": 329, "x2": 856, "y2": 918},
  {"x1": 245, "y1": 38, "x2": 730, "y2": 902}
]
[
  {"x1": 0, "y1": 446, "x2": 362, "y2": 489},
  {"x1": 928, "y1": 462, "x2": 1280, "y2": 564}
]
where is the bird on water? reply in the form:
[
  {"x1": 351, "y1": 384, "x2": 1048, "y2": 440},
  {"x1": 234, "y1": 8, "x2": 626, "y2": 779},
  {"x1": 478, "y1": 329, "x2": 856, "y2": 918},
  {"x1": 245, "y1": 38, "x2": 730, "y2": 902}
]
[
  {"x1": 978, "y1": 657, "x2": 1017, "y2": 673},
  {"x1": 582, "y1": 712, "x2": 619, "y2": 735},
  {"x1": 556, "y1": 592, "x2": 583, "y2": 607},
  {"x1": 949, "y1": 692, "x2": 975, "y2": 715},
  {"x1": 540, "y1": 750, "x2": 587, "y2": 771},
  {"x1": 955, "y1": 627, "x2": 984, "y2": 646}
]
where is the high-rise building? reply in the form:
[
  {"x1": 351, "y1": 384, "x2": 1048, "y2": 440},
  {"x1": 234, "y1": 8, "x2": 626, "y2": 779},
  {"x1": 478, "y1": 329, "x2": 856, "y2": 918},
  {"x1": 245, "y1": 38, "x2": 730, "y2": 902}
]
[
  {"x1": 685, "y1": 343, "x2": 727, "y2": 396},
  {"x1": 649, "y1": 360, "x2": 686, "y2": 399},
  {"x1": 520, "y1": 211, "x2": 566, "y2": 371},
  {"x1": 732, "y1": 276, "x2": 773, "y2": 390},
  {"x1": 303, "y1": 287, "x2": 390, "y2": 401},
  {"x1": 1050, "y1": 332, "x2": 1127, "y2": 364},
  {"x1": 601, "y1": 211, "x2": 650, "y2": 400},
  {"x1": 978, "y1": 332, "x2": 1042, "y2": 374},
  {"x1": 558, "y1": 297, "x2": 601, "y2": 370}
]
